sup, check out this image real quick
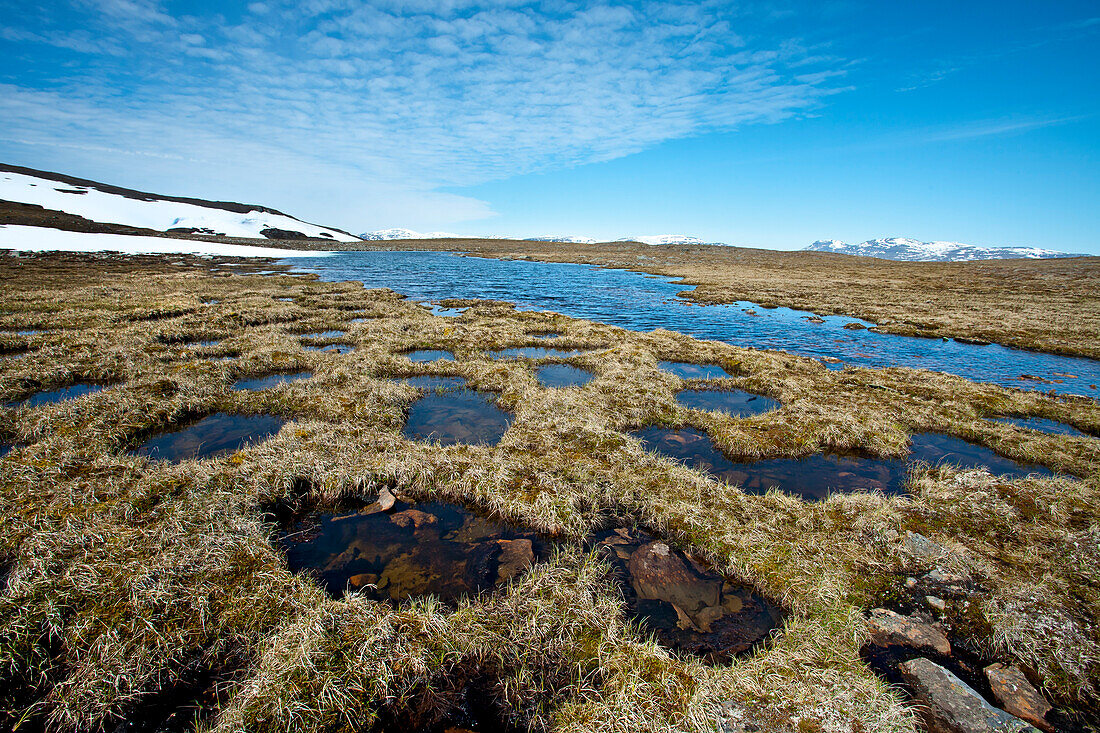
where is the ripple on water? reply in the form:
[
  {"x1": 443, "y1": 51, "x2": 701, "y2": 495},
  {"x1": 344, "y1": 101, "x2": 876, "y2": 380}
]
[
  {"x1": 11, "y1": 383, "x2": 104, "y2": 408},
  {"x1": 535, "y1": 364, "x2": 593, "y2": 388},
  {"x1": 133, "y1": 413, "x2": 286, "y2": 462},
  {"x1": 633, "y1": 427, "x2": 1054, "y2": 499},
  {"x1": 659, "y1": 361, "x2": 733, "y2": 379},
  {"x1": 232, "y1": 371, "x2": 312, "y2": 391},
  {"x1": 404, "y1": 389, "x2": 511, "y2": 445},
  {"x1": 676, "y1": 389, "x2": 779, "y2": 417}
]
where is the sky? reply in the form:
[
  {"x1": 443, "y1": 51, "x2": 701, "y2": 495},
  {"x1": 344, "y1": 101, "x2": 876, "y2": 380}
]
[{"x1": 1, "y1": 0, "x2": 1097, "y2": 252}]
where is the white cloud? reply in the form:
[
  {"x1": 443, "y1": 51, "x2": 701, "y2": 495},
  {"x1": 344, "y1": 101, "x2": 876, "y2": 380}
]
[{"x1": 1, "y1": 0, "x2": 845, "y2": 230}]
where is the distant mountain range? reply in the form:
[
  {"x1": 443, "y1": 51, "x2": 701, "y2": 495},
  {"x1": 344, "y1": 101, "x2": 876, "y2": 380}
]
[
  {"x1": 359, "y1": 229, "x2": 719, "y2": 246},
  {"x1": 804, "y1": 237, "x2": 1081, "y2": 262}
]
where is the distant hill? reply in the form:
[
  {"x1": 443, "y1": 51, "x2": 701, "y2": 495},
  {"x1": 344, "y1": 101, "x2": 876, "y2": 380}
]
[
  {"x1": 804, "y1": 237, "x2": 1080, "y2": 262},
  {"x1": 358, "y1": 229, "x2": 727, "y2": 245},
  {"x1": 0, "y1": 164, "x2": 360, "y2": 242}
]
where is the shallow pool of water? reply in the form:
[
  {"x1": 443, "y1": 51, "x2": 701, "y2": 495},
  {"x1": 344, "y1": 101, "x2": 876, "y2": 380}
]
[
  {"x1": 404, "y1": 350, "x2": 456, "y2": 363},
  {"x1": 677, "y1": 389, "x2": 779, "y2": 416},
  {"x1": 489, "y1": 346, "x2": 588, "y2": 359},
  {"x1": 536, "y1": 364, "x2": 593, "y2": 388},
  {"x1": 287, "y1": 252, "x2": 1100, "y2": 398},
  {"x1": 420, "y1": 302, "x2": 467, "y2": 317},
  {"x1": 404, "y1": 390, "x2": 511, "y2": 445},
  {"x1": 282, "y1": 500, "x2": 548, "y2": 602},
  {"x1": 399, "y1": 375, "x2": 467, "y2": 391},
  {"x1": 633, "y1": 427, "x2": 1054, "y2": 499},
  {"x1": 12, "y1": 383, "x2": 104, "y2": 408},
  {"x1": 232, "y1": 371, "x2": 312, "y2": 391},
  {"x1": 988, "y1": 416, "x2": 1092, "y2": 438},
  {"x1": 133, "y1": 413, "x2": 286, "y2": 462},
  {"x1": 659, "y1": 361, "x2": 734, "y2": 380}
]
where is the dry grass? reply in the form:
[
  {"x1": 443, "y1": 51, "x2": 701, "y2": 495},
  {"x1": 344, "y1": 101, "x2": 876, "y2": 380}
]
[{"x1": 1, "y1": 251, "x2": 1098, "y2": 732}]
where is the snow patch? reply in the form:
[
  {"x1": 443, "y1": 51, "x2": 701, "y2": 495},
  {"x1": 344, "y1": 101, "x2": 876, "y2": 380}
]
[
  {"x1": 1, "y1": 170, "x2": 359, "y2": 242},
  {"x1": 805, "y1": 237, "x2": 1080, "y2": 262},
  {"x1": 0, "y1": 225, "x2": 329, "y2": 257}
]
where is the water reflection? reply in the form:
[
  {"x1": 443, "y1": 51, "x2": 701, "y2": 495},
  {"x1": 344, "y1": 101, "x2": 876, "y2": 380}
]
[
  {"x1": 404, "y1": 390, "x2": 511, "y2": 445},
  {"x1": 633, "y1": 427, "x2": 1054, "y2": 499},
  {"x1": 659, "y1": 362, "x2": 733, "y2": 380},
  {"x1": 12, "y1": 383, "x2": 104, "y2": 408},
  {"x1": 989, "y1": 416, "x2": 1092, "y2": 438},
  {"x1": 287, "y1": 252, "x2": 1100, "y2": 398},
  {"x1": 133, "y1": 413, "x2": 286, "y2": 462},
  {"x1": 232, "y1": 371, "x2": 312, "y2": 391},
  {"x1": 536, "y1": 364, "x2": 593, "y2": 388},
  {"x1": 676, "y1": 389, "x2": 778, "y2": 416}
]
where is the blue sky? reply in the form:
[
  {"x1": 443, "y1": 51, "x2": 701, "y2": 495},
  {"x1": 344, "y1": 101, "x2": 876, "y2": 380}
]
[{"x1": 1, "y1": 0, "x2": 1097, "y2": 252}]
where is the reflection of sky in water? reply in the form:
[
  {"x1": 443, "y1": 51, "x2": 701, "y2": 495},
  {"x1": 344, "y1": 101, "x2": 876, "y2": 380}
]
[
  {"x1": 290, "y1": 252, "x2": 1100, "y2": 398},
  {"x1": 490, "y1": 346, "x2": 588, "y2": 359},
  {"x1": 404, "y1": 349, "x2": 455, "y2": 363},
  {"x1": 536, "y1": 364, "x2": 593, "y2": 388},
  {"x1": 676, "y1": 389, "x2": 779, "y2": 417},
  {"x1": 659, "y1": 361, "x2": 733, "y2": 379},
  {"x1": 988, "y1": 416, "x2": 1093, "y2": 438},
  {"x1": 133, "y1": 413, "x2": 286, "y2": 462},
  {"x1": 633, "y1": 427, "x2": 1055, "y2": 500},
  {"x1": 404, "y1": 390, "x2": 511, "y2": 445},
  {"x1": 13, "y1": 383, "x2": 103, "y2": 408}
]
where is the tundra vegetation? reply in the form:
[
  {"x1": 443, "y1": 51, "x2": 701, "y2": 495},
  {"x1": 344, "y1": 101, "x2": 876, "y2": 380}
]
[{"x1": 0, "y1": 252, "x2": 1098, "y2": 732}]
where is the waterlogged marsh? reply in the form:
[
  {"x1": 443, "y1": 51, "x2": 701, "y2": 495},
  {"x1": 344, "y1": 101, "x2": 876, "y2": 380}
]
[
  {"x1": 988, "y1": 415, "x2": 1093, "y2": 438},
  {"x1": 633, "y1": 427, "x2": 1054, "y2": 499},
  {"x1": 489, "y1": 346, "x2": 589, "y2": 359},
  {"x1": 291, "y1": 251, "x2": 1100, "y2": 397},
  {"x1": 133, "y1": 413, "x2": 287, "y2": 462}
]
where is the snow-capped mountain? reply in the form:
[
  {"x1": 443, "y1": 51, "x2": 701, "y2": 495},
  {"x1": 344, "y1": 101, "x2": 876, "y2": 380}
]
[
  {"x1": 0, "y1": 164, "x2": 360, "y2": 242},
  {"x1": 804, "y1": 237, "x2": 1080, "y2": 262},
  {"x1": 616, "y1": 235, "x2": 712, "y2": 246},
  {"x1": 358, "y1": 228, "x2": 462, "y2": 240},
  {"x1": 524, "y1": 235, "x2": 598, "y2": 244}
]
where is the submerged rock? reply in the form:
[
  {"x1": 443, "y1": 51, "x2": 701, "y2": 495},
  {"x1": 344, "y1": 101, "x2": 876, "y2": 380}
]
[
  {"x1": 627, "y1": 541, "x2": 721, "y2": 615},
  {"x1": 867, "y1": 608, "x2": 951, "y2": 656},
  {"x1": 984, "y1": 664, "x2": 1052, "y2": 732},
  {"x1": 495, "y1": 539, "x2": 534, "y2": 582},
  {"x1": 899, "y1": 658, "x2": 1039, "y2": 733}
]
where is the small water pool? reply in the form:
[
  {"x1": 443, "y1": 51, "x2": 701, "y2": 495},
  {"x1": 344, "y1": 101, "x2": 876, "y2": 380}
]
[
  {"x1": 988, "y1": 416, "x2": 1092, "y2": 438},
  {"x1": 404, "y1": 390, "x2": 511, "y2": 445},
  {"x1": 659, "y1": 362, "x2": 733, "y2": 380},
  {"x1": 133, "y1": 413, "x2": 286, "y2": 462},
  {"x1": 676, "y1": 389, "x2": 779, "y2": 417},
  {"x1": 633, "y1": 427, "x2": 1054, "y2": 499},
  {"x1": 536, "y1": 364, "x2": 593, "y2": 388},
  {"x1": 404, "y1": 350, "x2": 456, "y2": 363},
  {"x1": 11, "y1": 383, "x2": 105, "y2": 408},
  {"x1": 489, "y1": 346, "x2": 588, "y2": 359},
  {"x1": 304, "y1": 343, "x2": 354, "y2": 354}
]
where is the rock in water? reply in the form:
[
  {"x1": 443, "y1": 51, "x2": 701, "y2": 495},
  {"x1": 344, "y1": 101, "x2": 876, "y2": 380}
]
[
  {"x1": 495, "y1": 539, "x2": 534, "y2": 582},
  {"x1": 867, "y1": 608, "x2": 951, "y2": 656},
  {"x1": 899, "y1": 658, "x2": 1040, "y2": 733},
  {"x1": 627, "y1": 541, "x2": 721, "y2": 613},
  {"x1": 984, "y1": 664, "x2": 1052, "y2": 732}
]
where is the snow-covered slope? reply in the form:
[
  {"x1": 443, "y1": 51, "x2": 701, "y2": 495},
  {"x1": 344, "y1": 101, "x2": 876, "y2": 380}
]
[
  {"x1": 0, "y1": 225, "x2": 328, "y2": 257},
  {"x1": 524, "y1": 235, "x2": 598, "y2": 244},
  {"x1": 359, "y1": 229, "x2": 723, "y2": 245},
  {"x1": 805, "y1": 237, "x2": 1079, "y2": 262},
  {"x1": 0, "y1": 165, "x2": 359, "y2": 242}
]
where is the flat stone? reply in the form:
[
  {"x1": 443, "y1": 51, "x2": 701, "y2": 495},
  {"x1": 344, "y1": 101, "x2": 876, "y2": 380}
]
[
  {"x1": 984, "y1": 664, "x2": 1052, "y2": 732},
  {"x1": 900, "y1": 658, "x2": 1039, "y2": 733},
  {"x1": 867, "y1": 608, "x2": 951, "y2": 656},
  {"x1": 495, "y1": 538, "x2": 534, "y2": 582},
  {"x1": 927, "y1": 595, "x2": 947, "y2": 612},
  {"x1": 389, "y1": 509, "x2": 438, "y2": 529},
  {"x1": 377, "y1": 486, "x2": 396, "y2": 511},
  {"x1": 905, "y1": 531, "x2": 949, "y2": 563},
  {"x1": 627, "y1": 541, "x2": 721, "y2": 613},
  {"x1": 926, "y1": 568, "x2": 970, "y2": 586}
]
